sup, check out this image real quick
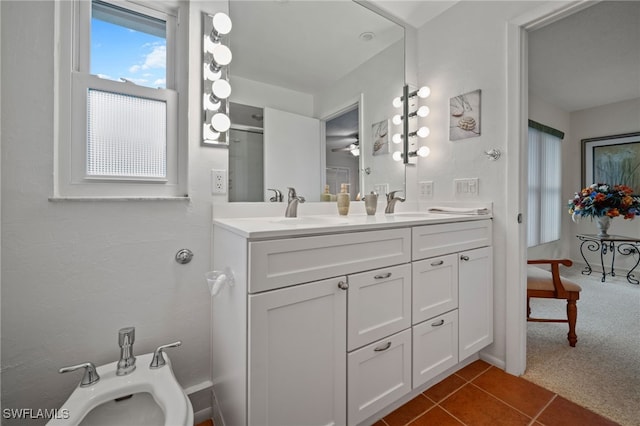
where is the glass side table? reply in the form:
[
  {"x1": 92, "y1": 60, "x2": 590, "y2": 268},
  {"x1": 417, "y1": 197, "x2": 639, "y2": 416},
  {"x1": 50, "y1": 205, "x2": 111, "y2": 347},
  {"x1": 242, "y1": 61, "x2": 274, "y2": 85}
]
[{"x1": 576, "y1": 234, "x2": 640, "y2": 284}]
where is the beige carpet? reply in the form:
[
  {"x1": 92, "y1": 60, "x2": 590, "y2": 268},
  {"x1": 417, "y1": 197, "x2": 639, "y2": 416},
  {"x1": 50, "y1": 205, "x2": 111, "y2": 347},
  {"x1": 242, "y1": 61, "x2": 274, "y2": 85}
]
[{"x1": 523, "y1": 266, "x2": 640, "y2": 426}]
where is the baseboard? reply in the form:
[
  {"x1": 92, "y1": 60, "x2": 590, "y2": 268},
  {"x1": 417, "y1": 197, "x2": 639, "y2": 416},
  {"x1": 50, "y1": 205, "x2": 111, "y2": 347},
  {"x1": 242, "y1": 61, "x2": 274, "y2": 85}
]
[
  {"x1": 186, "y1": 380, "x2": 214, "y2": 424},
  {"x1": 194, "y1": 407, "x2": 213, "y2": 425},
  {"x1": 480, "y1": 352, "x2": 505, "y2": 370}
]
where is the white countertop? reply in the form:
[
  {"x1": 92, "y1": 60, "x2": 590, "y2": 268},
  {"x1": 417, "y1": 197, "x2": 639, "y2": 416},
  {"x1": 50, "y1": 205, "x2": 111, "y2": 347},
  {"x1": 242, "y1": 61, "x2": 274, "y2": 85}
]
[{"x1": 213, "y1": 211, "x2": 492, "y2": 239}]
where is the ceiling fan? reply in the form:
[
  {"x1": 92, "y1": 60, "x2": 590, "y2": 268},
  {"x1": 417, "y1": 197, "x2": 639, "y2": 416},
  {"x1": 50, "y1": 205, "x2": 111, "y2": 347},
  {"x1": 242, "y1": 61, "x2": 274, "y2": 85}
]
[{"x1": 329, "y1": 132, "x2": 359, "y2": 154}]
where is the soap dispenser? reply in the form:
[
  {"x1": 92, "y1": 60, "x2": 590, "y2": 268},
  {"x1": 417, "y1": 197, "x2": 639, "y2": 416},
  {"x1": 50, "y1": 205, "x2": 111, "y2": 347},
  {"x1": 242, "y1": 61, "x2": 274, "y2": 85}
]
[{"x1": 337, "y1": 183, "x2": 350, "y2": 216}]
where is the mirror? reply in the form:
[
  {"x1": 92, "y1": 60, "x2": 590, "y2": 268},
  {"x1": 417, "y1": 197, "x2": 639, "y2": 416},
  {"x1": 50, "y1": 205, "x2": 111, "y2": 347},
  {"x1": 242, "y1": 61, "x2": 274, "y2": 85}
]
[{"x1": 227, "y1": 0, "x2": 405, "y2": 202}]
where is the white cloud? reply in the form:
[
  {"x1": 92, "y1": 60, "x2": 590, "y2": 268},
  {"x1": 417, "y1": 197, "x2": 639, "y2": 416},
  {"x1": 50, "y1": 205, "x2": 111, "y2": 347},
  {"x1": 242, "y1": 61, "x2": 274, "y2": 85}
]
[
  {"x1": 129, "y1": 45, "x2": 166, "y2": 74},
  {"x1": 153, "y1": 78, "x2": 166, "y2": 88}
]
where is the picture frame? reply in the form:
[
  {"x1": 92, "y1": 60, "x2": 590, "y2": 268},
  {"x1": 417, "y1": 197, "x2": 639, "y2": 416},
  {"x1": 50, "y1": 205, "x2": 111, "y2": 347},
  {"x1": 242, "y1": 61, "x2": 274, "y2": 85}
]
[
  {"x1": 582, "y1": 132, "x2": 640, "y2": 194},
  {"x1": 371, "y1": 119, "x2": 389, "y2": 155},
  {"x1": 449, "y1": 89, "x2": 481, "y2": 141}
]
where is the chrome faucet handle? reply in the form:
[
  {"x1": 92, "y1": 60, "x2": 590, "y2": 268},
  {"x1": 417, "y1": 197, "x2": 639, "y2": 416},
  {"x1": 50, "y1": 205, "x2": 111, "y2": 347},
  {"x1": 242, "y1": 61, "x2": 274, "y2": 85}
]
[
  {"x1": 150, "y1": 341, "x2": 182, "y2": 369},
  {"x1": 287, "y1": 187, "x2": 297, "y2": 200},
  {"x1": 59, "y1": 362, "x2": 100, "y2": 387},
  {"x1": 267, "y1": 188, "x2": 283, "y2": 202}
]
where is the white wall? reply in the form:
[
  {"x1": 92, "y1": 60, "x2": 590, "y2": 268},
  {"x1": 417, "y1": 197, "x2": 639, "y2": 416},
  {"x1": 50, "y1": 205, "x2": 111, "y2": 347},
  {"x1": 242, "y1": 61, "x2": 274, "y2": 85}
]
[
  {"x1": 567, "y1": 98, "x2": 640, "y2": 272},
  {"x1": 415, "y1": 1, "x2": 541, "y2": 367},
  {"x1": 1, "y1": 0, "x2": 228, "y2": 420}
]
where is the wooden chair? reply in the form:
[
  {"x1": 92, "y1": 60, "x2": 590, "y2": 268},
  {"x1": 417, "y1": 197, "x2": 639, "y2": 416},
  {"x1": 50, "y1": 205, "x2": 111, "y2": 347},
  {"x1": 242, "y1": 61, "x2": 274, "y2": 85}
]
[{"x1": 527, "y1": 259, "x2": 582, "y2": 347}]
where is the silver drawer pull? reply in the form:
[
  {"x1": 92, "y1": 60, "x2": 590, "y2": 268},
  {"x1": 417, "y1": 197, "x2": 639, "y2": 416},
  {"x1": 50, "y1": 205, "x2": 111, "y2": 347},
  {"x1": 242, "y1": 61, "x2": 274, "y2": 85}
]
[
  {"x1": 374, "y1": 341, "x2": 392, "y2": 352},
  {"x1": 338, "y1": 281, "x2": 349, "y2": 290},
  {"x1": 431, "y1": 319, "x2": 445, "y2": 327},
  {"x1": 430, "y1": 260, "x2": 444, "y2": 267},
  {"x1": 374, "y1": 272, "x2": 392, "y2": 279},
  {"x1": 460, "y1": 255, "x2": 470, "y2": 261}
]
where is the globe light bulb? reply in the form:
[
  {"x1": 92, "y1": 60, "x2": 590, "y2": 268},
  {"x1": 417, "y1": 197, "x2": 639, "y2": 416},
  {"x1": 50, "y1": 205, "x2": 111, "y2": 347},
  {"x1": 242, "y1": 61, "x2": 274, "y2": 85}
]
[
  {"x1": 392, "y1": 114, "x2": 403, "y2": 125},
  {"x1": 416, "y1": 146, "x2": 431, "y2": 157},
  {"x1": 416, "y1": 106, "x2": 430, "y2": 117},
  {"x1": 211, "y1": 79, "x2": 231, "y2": 100},
  {"x1": 416, "y1": 126, "x2": 430, "y2": 138},
  {"x1": 417, "y1": 86, "x2": 431, "y2": 99},
  {"x1": 392, "y1": 134, "x2": 403, "y2": 144},
  {"x1": 210, "y1": 113, "x2": 231, "y2": 132},
  {"x1": 392, "y1": 97, "x2": 403, "y2": 108},
  {"x1": 212, "y1": 12, "x2": 232, "y2": 37},
  {"x1": 392, "y1": 151, "x2": 403, "y2": 162}
]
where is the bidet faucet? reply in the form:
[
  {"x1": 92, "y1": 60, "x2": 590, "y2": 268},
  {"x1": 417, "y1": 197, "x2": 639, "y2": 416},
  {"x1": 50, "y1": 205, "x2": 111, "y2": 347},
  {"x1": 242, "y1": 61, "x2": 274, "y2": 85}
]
[
  {"x1": 385, "y1": 190, "x2": 406, "y2": 214},
  {"x1": 116, "y1": 326, "x2": 136, "y2": 376},
  {"x1": 285, "y1": 187, "x2": 305, "y2": 217}
]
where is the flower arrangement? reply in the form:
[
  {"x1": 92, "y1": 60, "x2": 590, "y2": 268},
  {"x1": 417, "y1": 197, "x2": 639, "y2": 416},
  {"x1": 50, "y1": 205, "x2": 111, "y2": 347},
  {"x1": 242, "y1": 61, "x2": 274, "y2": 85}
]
[{"x1": 568, "y1": 183, "x2": 639, "y2": 220}]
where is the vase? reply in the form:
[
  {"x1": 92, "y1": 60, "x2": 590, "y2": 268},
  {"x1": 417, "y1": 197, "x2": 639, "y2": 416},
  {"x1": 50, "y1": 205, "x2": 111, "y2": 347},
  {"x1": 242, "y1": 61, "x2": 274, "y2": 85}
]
[{"x1": 595, "y1": 216, "x2": 611, "y2": 237}]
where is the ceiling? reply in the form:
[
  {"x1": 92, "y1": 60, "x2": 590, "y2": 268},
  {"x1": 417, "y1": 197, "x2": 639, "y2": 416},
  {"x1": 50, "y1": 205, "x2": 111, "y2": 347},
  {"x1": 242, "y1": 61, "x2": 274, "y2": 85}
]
[{"x1": 528, "y1": 1, "x2": 640, "y2": 112}]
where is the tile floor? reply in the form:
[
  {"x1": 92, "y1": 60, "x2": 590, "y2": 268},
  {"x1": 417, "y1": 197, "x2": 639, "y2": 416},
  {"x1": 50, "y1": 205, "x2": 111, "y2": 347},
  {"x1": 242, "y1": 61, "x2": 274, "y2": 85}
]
[{"x1": 196, "y1": 360, "x2": 619, "y2": 426}]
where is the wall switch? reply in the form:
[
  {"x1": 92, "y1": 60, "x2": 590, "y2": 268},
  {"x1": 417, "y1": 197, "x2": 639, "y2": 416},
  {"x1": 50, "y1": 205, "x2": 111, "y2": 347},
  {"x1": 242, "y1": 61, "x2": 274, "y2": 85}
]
[
  {"x1": 211, "y1": 169, "x2": 227, "y2": 194},
  {"x1": 374, "y1": 184, "x2": 388, "y2": 196},
  {"x1": 454, "y1": 178, "x2": 479, "y2": 196},
  {"x1": 419, "y1": 181, "x2": 433, "y2": 200}
]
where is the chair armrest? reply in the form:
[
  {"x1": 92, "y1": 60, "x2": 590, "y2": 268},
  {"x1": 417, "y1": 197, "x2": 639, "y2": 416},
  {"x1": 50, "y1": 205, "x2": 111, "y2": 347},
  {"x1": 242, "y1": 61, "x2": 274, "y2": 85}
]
[{"x1": 527, "y1": 259, "x2": 573, "y2": 298}]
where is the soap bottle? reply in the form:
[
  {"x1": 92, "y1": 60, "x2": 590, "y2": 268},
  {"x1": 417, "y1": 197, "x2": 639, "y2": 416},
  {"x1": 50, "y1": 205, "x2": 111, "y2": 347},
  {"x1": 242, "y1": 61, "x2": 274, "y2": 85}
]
[
  {"x1": 337, "y1": 183, "x2": 350, "y2": 215},
  {"x1": 321, "y1": 185, "x2": 332, "y2": 202}
]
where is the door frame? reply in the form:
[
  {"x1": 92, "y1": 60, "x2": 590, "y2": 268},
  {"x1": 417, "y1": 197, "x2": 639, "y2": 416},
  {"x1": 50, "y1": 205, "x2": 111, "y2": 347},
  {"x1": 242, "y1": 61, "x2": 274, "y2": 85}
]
[{"x1": 505, "y1": 0, "x2": 596, "y2": 375}]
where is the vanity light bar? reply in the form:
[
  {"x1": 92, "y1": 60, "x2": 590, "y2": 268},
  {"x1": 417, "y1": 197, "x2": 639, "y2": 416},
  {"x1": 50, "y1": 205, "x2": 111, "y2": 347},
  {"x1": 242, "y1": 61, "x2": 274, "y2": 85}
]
[
  {"x1": 202, "y1": 12, "x2": 232, "y2": 146},
  {"x1": 393, "y1": 85, "x2": 431, "y2": 163}
]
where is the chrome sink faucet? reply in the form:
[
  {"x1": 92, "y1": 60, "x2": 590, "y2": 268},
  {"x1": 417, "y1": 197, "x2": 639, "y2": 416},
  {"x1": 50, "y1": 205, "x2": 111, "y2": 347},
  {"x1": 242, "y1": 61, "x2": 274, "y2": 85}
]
[
  {"x1": 116, "y1": 326, "x2": 136, "y2": 376},
  {"x1": 385, "y1": 190, "x2": 406, "y2": 213},
  {"x1": 285, "y1": 187, "x2": 305, "y2": 217}
]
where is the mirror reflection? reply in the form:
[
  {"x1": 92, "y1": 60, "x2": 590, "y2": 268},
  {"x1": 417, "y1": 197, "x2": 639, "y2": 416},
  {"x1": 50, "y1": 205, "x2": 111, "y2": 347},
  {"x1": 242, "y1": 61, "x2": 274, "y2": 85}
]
[{"x1": 227, "y1": 0, "x2": 405, "y2": 202}]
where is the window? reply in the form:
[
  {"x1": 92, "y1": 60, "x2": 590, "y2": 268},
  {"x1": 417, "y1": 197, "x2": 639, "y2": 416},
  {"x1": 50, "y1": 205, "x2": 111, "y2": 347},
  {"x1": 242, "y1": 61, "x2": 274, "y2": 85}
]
[
  {"x1": 527, "y1": 121, "x2": 564, "y2": 246},
  {"x1": 55, "y1": 0, "x2": 186, "y2": 198}
]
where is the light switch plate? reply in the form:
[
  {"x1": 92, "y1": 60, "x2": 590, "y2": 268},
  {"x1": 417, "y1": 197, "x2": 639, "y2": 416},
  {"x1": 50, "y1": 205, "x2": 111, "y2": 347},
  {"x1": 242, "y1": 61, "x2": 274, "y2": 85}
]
[
  {"x1": 419, "y1": 181, "x2": 433, "y2": 200},
  {"x1": 454, "y1": 178, "x2": 479, "y2": 196}
]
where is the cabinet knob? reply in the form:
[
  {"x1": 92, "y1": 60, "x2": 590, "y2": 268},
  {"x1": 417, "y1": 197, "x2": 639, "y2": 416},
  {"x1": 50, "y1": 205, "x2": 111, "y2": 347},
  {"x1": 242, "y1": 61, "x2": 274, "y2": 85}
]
[
  {"x1": 338, "y1": 281, "x2": 349, "y2": 290},
  {"x1": 460, "y1": 255, "x2": 470, "y2": 261}
]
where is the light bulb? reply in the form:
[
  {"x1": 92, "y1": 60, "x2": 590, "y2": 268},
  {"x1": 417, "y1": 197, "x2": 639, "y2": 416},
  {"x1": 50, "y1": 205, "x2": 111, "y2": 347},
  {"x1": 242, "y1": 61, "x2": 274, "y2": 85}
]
[
  {"x1": 416, "y1": 146, "x2": 431, "y2": 157},
  {"x1": 392, "y1": 151, "x2": 403, "y2": 162},
  {"x1": 392, "y1": 114, "x2": 403, "y2": 125},
  {"x1": 392, "y1": 134, "x2": 403, "y2": 144},
  {"x1": 210, "y1": 113, "x2": 231, "y2": 132},
  {"x1": 211, "y1": 79, "x2": 231, "y2": 100},
  {"x1": 392, "y1": 97, "x2": 403, "y2": 108},
  {"x1": 212, "y1": 12, "x2": 232, "y2": 37},
  {"x1": 416, "y1": 106, "x2": 430, "y2": 117},
  {"x1": 203, "y1": 62, "x2": 221, "y2": 81},
  {"x1": 416, "y1": 127, "x2": 430, "y2": 138},
  {"x1": 211, "y1": 44, "x2": 232, "y2": 66},
  {"x1": 203, "y1": 123, "x2": 220, "y2": 141},
  {"x1": 350, "y1": 148, "x2": 360, "y2": 157},
  {"x1": 417, "y1": 86, "x2": 431, "y2": 98},
  {"x1": 203, "y1": 93, "x2": 221, "y2": 111}
]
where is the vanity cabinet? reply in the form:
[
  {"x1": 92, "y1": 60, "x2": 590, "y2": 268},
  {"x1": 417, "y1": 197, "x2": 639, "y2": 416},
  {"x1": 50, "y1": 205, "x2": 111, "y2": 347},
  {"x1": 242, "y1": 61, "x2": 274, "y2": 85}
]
[
  {"x1": 248, "y1": 277, "x2": 347, "y2": 426},
  {"x1": 212, "y1": 217, "x2": 492, "y2": 426}
]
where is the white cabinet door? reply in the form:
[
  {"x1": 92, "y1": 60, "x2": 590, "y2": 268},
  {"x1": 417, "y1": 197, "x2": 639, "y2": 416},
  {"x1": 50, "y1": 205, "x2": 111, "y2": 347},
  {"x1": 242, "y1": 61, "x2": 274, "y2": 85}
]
[
  {"x1": 412, "y1": 310, "x2": 458, "y2": 389},
  {"x1": 458, "y1": 246, "x2": 493, "y2": 360},
  {"x1": 412, "y1": 254, "x2": 458, "y2": 325},
  {"x1": 348, "y1": 263, "x2": 412, "y2": 351},
  {"x1": 248, "y1": 277, "x2": 347, "y2": 426},
  {"x1": 347, "y1": 329, "x2": 412, "y2": 425}
]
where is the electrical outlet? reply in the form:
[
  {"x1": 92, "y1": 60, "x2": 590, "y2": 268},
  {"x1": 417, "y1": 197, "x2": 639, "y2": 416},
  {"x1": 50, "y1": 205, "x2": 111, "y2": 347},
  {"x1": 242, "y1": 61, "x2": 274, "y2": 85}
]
[
  {"x1": 419, "y1": 181, "x2": 433, "y2": 200},
  {"x1": 211, "y1": 169, "x2": 227, "y2": 194},
  {"x1": 374, "y1": 184, "x2": 388, "y2": 196}
]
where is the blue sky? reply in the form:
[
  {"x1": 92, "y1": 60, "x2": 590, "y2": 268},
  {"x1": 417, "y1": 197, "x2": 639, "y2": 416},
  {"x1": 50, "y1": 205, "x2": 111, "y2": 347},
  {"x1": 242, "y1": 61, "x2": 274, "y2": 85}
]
[{"x1": 91, "y1": 19, "x2": 166, "y2": 89}]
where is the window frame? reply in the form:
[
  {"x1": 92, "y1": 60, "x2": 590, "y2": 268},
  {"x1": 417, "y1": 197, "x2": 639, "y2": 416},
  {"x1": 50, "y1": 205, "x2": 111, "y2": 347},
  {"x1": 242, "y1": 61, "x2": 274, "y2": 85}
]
[{"x1": 54, "y1": 0, "x2": 187, "y2": 199}]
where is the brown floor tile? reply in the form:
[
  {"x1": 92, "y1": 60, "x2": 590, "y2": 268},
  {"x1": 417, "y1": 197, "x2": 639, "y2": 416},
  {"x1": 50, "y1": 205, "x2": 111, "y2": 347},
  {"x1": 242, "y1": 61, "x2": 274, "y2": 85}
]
[
  {"x1": 536, "y1": 395, "x2": 620, "y2": 426},
  {"x1": 422, "y1": 374, "x2": 467, "y2": 403},
  {"x1": 440, "y1": 383, "x2": 531, "y2": 426},
  {"x1": 454, "y1": 359, "x2": 492, "y2": 381},
  {"x1": 409, "y1": 406, "x2": 464, "y2": 426},
  {"x1": 371, "y1": 420, "x2": 387, "y2": 426},
  {"x1": 383, "y1": 394, "x2": 435, "y2": 426},
  {"x1": 195, "y1": 420, "x2": 213, "y2": 426},
  {"x1": 472, "y1": 366, "x2": 555, "y2": 417}
]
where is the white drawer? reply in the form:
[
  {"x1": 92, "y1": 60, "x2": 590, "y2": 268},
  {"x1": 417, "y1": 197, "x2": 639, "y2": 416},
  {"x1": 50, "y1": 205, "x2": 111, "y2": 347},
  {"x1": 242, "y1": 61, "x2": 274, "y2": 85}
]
[
  {"x1": 412, "y1": 219, "x2": 492, "y2": 261},
  {"x1": 347, "y1": 264, "x2": 411, "y2": 351},
  {"x1": 249, "y1": 228, "x2": 411, "y2": 293},
  {"x1": 347, "y1": 329, "x2": 412, "y2": 425},
  {"x1": 413, "y1": 310, "x2": 459, "y2": 389},
  {"x1": 412, "y1": 253, "x2": 458, "y2": 324}
]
